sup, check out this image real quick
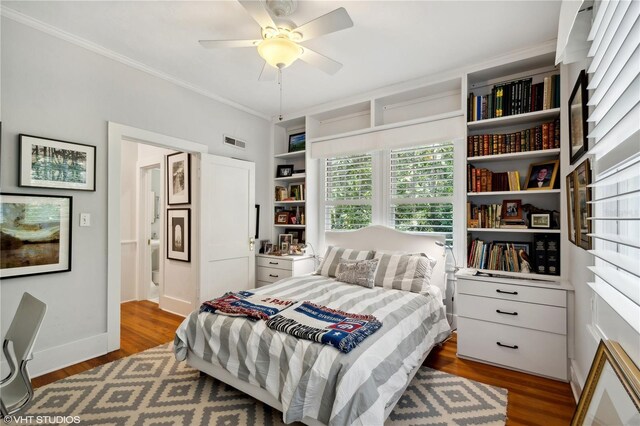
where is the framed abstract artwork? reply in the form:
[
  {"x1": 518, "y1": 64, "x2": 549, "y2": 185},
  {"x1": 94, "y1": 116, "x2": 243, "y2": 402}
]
[
  {"x1": 167, "y1": 152, "x2": 191, "y2": 205},
  {"x1": 167, "y1": 208, "x2": 190, "y2": 262},
  {"x1": 19, "y1": 134, "x2": 96, "y2": 191},
  {"x1": 1, "y1": 193, "x2": 72, "y2": 279}
]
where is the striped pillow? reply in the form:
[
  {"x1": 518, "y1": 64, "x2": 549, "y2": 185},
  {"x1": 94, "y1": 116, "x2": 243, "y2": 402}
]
[
  {"x1": 315, "y1": 246, "x2": 375, "y2": 278},
  {"x1": 373, "y1": 253, "x2": 436, "y2": 293}
]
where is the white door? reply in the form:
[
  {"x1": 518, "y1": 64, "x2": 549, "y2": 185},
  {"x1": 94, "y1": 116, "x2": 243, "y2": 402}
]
[{"x1": 199, "y1": 154, "x2": 256, "y2": 303}]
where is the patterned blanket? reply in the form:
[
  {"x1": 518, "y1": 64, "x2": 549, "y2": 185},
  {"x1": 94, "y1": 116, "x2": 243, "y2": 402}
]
[
  {"x1": 266, "y1": 301, "x2": 382, "y2": 353},
  {"x1": 199, "y1": 291, "x2": 295, "y2": 321}
]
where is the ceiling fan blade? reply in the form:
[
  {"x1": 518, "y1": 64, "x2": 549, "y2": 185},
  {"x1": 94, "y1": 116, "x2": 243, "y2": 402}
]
[
  {"x1": 238, "y1": 0, "x2": 276, "y2": 30},
  {"x1": 258, "y1": 62, "x2": 277, "y2": 81},
  {"x1": 199, "y1": 39, "x2": 260, "y2": 48},
  {"x1": 295, "y1": 8, "x2": 353, "y2": 42},
  {"x1": 299, "y1": 48, "x2": 343, "y2": 75}
]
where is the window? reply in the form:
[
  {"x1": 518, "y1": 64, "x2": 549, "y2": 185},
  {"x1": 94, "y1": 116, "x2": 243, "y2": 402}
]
[
  {"x1": 324, "y1": 142, "x2": 456, "y2": 243},
  {"x1": 324, "y1": 154, "x2": 373, "y2": 230},
  {"x1": 390, "y1": 143, "x2": 455, "y2": 243}
]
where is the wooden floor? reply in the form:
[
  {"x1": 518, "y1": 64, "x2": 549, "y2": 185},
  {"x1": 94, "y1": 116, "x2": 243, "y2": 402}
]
[{"x1": 34, "y1": 301, "x2": 576, "y2": 425}]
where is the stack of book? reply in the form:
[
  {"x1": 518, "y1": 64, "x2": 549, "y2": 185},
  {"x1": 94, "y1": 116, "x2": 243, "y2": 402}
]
[
  {"x1": 467, "y1": 119, "x2": 560, "y2": 157},
  {"x1": 467, "y1": 74, "x2": 560, "y2": 122},
  {"x1": 467, "y1": 167, "x2": 521, "y2": 192},
  {"x1": 534, "y1": 234, "x2": 560, "y2": 275},
  {"x1": 467, "y1": 202, "x2": 502, "y2": 228},
  {"x1": 467, "y1": 240, "x2": 522, "y2": 272}
]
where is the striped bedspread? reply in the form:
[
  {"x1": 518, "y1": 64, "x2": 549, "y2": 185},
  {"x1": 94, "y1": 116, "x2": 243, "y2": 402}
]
[{"x1": 174, "y1": 275, "x2": 450, "y2": 426}]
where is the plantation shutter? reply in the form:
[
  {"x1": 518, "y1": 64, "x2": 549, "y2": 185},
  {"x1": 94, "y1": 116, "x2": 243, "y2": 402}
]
[
  {"x1": 389, "y1": 142, "x2": 455, "y2": 243},
  {"x1": 324, "y1": 154, "x2": 373, "y2": 230},
  {"x1": 586, "y1": 0, "x2": 640, "y2": 333}
]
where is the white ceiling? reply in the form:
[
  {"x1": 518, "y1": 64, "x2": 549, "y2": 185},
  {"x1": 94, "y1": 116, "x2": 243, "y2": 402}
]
[{"x1": 4, "y1": 1, "x2": 562, "y2": 118}]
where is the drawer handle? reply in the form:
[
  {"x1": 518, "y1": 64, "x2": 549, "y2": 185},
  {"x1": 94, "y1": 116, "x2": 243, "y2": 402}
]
[
  {"x1": 496, "y1": 342, "x2": 519, "y2": 349},
  {"x1": 269, "y1": 262, "x2": 279, "y2": 265},
  {"x1": 496, "y1": 289, "x2": 518, "y2": 295},
  {"x1": 496, "y1": 309, "x2": 518, "y2": 316},
  {"x1": 269, "y1": 274, "x2": 279, "y2": 278}
]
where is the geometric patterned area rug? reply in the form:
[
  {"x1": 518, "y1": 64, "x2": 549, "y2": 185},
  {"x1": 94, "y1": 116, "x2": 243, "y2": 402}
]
[{"x1": 25, "y1": 343, "x2": 507, "y2": 425}]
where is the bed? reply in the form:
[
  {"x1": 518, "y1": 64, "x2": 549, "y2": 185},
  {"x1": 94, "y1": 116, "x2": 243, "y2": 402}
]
[{"x1": 174, "y1": 226, "x2": 451, "y2": 425}]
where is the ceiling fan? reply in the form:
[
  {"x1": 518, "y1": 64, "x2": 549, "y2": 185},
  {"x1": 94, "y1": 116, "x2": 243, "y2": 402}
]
[{"x1": 199, "y1": 0, "x2": 354, "y2": 80}]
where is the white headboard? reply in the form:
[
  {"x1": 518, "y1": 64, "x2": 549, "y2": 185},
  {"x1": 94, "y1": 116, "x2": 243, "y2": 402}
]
[{"x1": 324, "y1": 225, "x2": 447, "y2": 295}]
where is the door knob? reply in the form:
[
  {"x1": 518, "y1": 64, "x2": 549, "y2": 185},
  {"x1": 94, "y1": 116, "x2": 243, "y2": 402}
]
[{"x1": 249, "y1": 237, "x2": 255, "y2": 251}]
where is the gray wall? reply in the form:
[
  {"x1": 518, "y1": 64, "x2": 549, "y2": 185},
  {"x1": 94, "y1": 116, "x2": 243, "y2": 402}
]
[{"x1": 0, "y1": 17, "x2": 271, "y2": 375}]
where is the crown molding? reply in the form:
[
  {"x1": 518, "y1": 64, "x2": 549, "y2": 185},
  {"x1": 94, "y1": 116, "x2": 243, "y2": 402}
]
[{"x1": 1, "y1": 6, "x2": 270, "y2": 121}]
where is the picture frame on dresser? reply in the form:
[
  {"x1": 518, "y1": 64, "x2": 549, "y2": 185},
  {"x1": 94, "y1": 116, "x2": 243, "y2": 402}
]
[
  {"x1": 568, "y1": 70, "x2": 588, "y2": 165},
  {"x1": 571, "y1": 340, "x2": 640, "y2": 426}
]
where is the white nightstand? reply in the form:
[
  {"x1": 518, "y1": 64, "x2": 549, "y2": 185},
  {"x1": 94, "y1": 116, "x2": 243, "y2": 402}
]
[
  {"x1": 455, "y1": 272, "x2": 573, "y2": 381},
  {"x1": 255, "y1": 254, "x2": 315, "y2": 288}
]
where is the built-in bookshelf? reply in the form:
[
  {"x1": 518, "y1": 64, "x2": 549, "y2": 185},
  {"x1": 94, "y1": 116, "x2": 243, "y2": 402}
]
[
  {"x1": 465, "y1": 53, "x2": 563, "y2": 280},
  {"x1": 271, "y1": 117, "x2": 308, "y2": 254}
]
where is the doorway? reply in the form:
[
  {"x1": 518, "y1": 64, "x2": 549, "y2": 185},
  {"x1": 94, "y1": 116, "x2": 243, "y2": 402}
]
[{"x1": 143, "y1": 166, "x2": 161, "y2": 303}]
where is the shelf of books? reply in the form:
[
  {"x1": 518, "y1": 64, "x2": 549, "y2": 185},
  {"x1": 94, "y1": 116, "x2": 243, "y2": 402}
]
[{"x1": 465, "y1": 55, "x2": 562, "y2": 280}]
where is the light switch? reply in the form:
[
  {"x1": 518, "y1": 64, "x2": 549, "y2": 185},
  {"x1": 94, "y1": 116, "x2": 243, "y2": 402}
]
[{"x1": 80, "y1": 213, "x2": 91, "y2": 227}]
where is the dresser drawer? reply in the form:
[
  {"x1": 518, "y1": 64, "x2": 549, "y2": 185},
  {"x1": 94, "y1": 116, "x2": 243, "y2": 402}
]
[
  {"x1": 257, "y1": 267, "x2": 292, "y2": 283},
  {"x1": 457, "y1": 317, "x2": 567, "y2": 380},
  {"x1": 257, "y1": 256, "x2": 292, "y2": 270},
  {"x1": 457, "y1": 294, "x2": 566, "y2": 334},
  {"x1": 457, "y1": 278, "x2": 566, "y2": 307}
]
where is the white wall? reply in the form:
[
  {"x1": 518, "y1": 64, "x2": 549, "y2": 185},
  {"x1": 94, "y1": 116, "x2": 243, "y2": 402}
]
[{"x1": 0, "y1": 17, "x2": 271, "y2": 377}]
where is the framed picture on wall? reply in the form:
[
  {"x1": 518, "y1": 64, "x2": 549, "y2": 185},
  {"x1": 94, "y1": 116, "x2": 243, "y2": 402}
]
[
  {"x1": 0, "y1": 193, "x2": 72, "y2": 279},
  {"x1": 19, "y1": 134, "x2": 96, "y2": 191},
  {"x1": 167, "y1": 208, "x2": 190, "y2": 262},
  {"x1": 566, "y1": 173, "x2": 577, "y2": 245},
  {"x1": 167, "y1": 152, "x2": 191, "y2": 205},
  {"x1": 568, "y1": 70, "x2": 589, "y2": 165},
  {"x1": 575, "y1": 158, "x2": 592, "y2": 250},
  {"x1": 572, "y1": 340, "x2": 639, "y2": 425}
]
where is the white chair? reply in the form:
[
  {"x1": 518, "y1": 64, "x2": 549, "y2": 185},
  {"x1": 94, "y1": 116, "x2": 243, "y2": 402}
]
[{"x1": 0, "y1": 293, "x2": 47, "y2": 416}]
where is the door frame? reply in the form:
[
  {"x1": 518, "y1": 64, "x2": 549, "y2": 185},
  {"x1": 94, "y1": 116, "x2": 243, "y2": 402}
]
[
  {"x1": 107, "y1": 122, "x2": 207, "y2": 351},
  {"x1": 138, "y1": 162, "x2": 162, "y2": 302}
]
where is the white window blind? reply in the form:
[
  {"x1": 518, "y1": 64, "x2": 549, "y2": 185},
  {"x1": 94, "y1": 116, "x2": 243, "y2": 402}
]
[
  {"x1": 324, "y1": 154, "x2": 373, "y2": 230},
  {"x1": 389, "y1": 143, "x2": 455, "y2": 243},
  {"x1": 586, "y1": 0, "x2": 640, "y2": 333}
]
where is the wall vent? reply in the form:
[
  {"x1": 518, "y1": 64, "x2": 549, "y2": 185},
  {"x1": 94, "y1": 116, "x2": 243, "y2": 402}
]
[{"x1": 223, "y1": 135, "x2": 246, "y2": 150}]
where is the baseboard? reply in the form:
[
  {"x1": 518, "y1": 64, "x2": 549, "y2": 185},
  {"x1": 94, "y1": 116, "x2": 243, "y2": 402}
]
[
  {"x1": 159, "y1": 295, "x2": 190, "y2": 317},
  {"x1": 26, "y1": 333, "x2": 109, "y2": 378},
  {"x1": 569, "y1": 359, "x2": 585, "y2": 403}
]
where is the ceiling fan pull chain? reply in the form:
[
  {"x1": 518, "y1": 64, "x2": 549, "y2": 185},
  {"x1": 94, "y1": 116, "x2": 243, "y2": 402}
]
[{"x1": 278, "y1": 68, "x2": 283, "y2": 121}]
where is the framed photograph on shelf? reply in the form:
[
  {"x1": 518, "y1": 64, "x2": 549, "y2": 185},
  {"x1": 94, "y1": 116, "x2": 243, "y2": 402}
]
[
  {"x1": 0, "y1": 193, "x2": 72, "y2": 279},
  {"x1": 264, "y1": 243, "x2": 273, "y2": 255},
  {"x1": 288, "y1": 132, "x2": 306, "y2": 153},
  {"x1": 167, "y1": 208, "x2": 190, "y2": 262},
  {"x1": 19, "y1": 134, "x2": 96, "y2": 191},
  {"x1": 568, "y1": 70, "x2": 589, "y2": 165},
  {"x1": 575, "y1": 158, "x2": 592, "y2": 250},
  {"x1": 275, "y1": 211, "x2": 290, "y2": 225},
  {"x1": 276, "y1": 165, "x2": 294, "y2": 178},
  {"x1": 525, "y1": 160, "x2": 559, "y2": 190},
  {"x1": 167, "y1": 152, "x2": 191, "y2": 205},
  {"x1": 566, "y1": 173, "x2": 577, "y2": 245},
  {"x1": 279, "y1": 233, "x2": 293, "y2": 252},
  {"x1": 501, "y1": 199, "x2": 523, "y2": 222},
  {"x1": 531, "y1": 213, "x2": 551, "y2": 228},
  {"x1": 572, "y1": 340, "x2": 639, "y2": 426}
]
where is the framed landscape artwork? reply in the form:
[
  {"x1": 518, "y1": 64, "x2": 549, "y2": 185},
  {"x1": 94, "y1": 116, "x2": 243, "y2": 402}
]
[
  {"x1": 167, "y1": 152, "x2": 191, "y2": 205},
  {"x1": 568, "y1": 70, "x2": 588, "y2": 165},
  {"x1": 288, "y1": 132, "x2": 306, "y2": 153},
  {"x1": 167, "y1": 208, "x2": 190, "y2": 262},
  {"x1": 0, "y1": 193, "x2": 72, "y2": 279},
  {"x1": 20, "y1": 134, "x2": 96, "y2": 191}
]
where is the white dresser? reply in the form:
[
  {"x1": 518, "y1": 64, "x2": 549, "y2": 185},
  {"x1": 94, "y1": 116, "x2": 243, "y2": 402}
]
[
  {"x1": 455, "y1": 273, "x2": 572, "y2": 381},
  {"x1": 255, "y1": 254, "x2": 315, "y2": 288}
]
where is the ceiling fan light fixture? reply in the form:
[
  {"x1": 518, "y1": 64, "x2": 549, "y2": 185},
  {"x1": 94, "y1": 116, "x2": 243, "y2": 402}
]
[{"x1": 257, "y1": 37, "x2": 302, "y2": 69}]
